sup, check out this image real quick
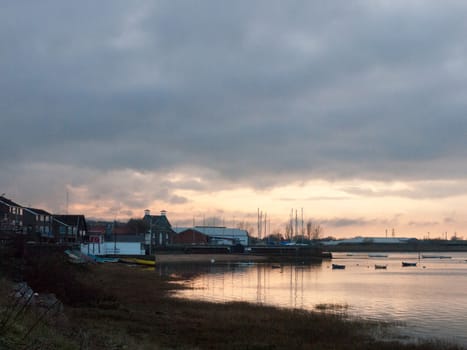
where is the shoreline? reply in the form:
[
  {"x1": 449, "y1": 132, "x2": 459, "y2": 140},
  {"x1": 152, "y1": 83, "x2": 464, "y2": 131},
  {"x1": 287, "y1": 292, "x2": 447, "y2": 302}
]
[
  {"x1": 154, "y1": 253, "x2": 268, "y2": 263},
  {"x1": 2, "y1": 255, "x2": 465, "y2": 349}
]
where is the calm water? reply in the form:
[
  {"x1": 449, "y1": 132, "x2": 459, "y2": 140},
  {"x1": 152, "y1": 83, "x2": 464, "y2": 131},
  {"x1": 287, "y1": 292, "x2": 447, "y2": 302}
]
[{"x1": 157, "y1": 252, "x2": 467, "y2": 346}]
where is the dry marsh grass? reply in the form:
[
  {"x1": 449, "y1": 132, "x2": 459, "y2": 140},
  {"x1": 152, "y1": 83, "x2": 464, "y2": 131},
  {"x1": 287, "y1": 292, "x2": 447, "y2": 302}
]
[{"x1": 1, "y1": 256, "x2": 465, "y2": 350}]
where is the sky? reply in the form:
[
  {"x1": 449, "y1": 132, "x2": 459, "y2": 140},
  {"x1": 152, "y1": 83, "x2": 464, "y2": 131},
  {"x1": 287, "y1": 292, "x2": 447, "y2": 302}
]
[{"x1": 2, "y1": 1, "x2": 467, "y2": 239}]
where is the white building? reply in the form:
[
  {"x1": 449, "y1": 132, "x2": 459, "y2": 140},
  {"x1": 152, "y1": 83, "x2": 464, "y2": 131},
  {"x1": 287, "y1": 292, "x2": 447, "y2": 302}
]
[
  {"x1": 81, "y1": 235, "x2": 145, "y2": 255},
  {"x1": 322, "y1": 237, "x2": 414, "y2": 246}
]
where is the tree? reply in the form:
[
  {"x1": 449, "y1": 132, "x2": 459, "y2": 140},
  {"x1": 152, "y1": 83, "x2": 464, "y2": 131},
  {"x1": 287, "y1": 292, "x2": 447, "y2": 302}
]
[
  {"x1": 306, "y1": 220, "x2": 313, "y2": 239},
  {"x1": 284, "y1": 221, "x2": 293, "y2": 240},
  {"x1": 306, "y1": 219, "x2": 323, "y2": 240},
  {"x1": 311, "y1": 224, "x2": 323, "y2": 240},
  {"x1": 264, "y1": 232, "x2": 283, "y2": 244},
  {"x1": 236, "y1": 220, "x2": 256, "y2": 237},
  {"x1": 127, "y1": 218, "x2": 149, "y2": 234}
]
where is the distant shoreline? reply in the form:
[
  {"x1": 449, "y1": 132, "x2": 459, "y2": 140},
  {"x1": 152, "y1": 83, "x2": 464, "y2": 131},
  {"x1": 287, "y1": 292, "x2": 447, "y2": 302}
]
[{"x1": 326, "y1": 243, "x2": 467, "y2": 252}]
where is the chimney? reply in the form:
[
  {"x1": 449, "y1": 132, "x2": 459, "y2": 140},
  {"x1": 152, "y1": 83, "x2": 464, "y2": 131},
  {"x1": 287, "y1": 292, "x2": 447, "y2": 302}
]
[
  {"x1": 160, "y1": 210, "x2": 167, "y2": 216},
  {"x1": 144, "y1": 209, "x2": 150, "y2": 217}
]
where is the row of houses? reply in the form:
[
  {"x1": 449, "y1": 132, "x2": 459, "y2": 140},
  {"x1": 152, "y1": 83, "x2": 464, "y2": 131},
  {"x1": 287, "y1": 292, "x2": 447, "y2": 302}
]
[
  {"x1": 0, "y1": 195, "x2": 86, "y2": 243},
  {"x1": 1, "y1": 196, "x2": 250, "y2": 255}
]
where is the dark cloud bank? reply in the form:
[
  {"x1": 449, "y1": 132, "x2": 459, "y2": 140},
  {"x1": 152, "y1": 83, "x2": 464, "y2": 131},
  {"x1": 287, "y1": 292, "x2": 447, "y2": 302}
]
[{"x1": 2, "y1": 1, "x2": 467, "y2": 209}]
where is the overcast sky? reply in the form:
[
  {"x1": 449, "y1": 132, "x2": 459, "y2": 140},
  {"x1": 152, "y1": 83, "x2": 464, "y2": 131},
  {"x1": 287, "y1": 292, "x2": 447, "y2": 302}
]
[{"x1": 2, "y1": 1, "x2": 467, "y2": 238}]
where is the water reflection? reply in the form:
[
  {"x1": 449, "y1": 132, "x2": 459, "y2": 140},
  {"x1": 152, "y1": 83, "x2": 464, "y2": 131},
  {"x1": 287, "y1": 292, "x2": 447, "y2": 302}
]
[{"x1": 157, "y1": 253, "x2": 467, "y2": 346}]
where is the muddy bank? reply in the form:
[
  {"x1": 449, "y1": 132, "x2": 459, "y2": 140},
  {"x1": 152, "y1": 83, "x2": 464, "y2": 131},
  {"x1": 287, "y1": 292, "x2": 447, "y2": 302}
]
[{"x1": 154, "y1": 253, "x2": 267, "y2": 263}]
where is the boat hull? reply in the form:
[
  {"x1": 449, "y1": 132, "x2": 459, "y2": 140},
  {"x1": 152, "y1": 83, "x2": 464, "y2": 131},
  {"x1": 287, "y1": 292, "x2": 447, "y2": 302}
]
[
  {"x1": 120, "y1": 258, "x2": 156, "y2": 266},
  {"x1": 332, "y1": 264, "x2": 345, "y2": 270}
]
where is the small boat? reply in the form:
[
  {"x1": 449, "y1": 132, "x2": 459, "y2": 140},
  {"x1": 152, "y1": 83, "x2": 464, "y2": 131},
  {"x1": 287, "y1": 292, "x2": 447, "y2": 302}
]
[
  {"x1": 421, "y1": 255, "x2": 451, "y2": 259},
  {"x1": 271, "y1": 265, "x2": 282, "y2": 269},
  {"x1": 65, "y1": 250, "x2": 90, "y2": 264},
  {"x1": 368, "y1": 253, "x2": 388, "y2": 258},
  {"x1": 375, "y1": 264, "x2": 387, "y2": 269},
  {"x1": 119, "y1": 258, "x2": 156, "y2": 266},
  {"x1": 332, "y1": 264, "x2": 345, "y2": 270},
  {"x1": 402, "y1": 262, "x2": 417, "y2": 267}
]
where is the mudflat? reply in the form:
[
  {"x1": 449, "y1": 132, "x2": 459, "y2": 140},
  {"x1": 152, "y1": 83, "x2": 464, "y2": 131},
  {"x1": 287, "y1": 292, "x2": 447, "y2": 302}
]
[{"x1": 155, "y1": 253, "x2": 267, "y2": 263}]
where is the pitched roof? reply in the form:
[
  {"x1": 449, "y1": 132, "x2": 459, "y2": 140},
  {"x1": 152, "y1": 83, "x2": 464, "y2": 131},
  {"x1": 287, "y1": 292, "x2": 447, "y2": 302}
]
[
  {"x1": 0, "y1": 196, "x2": 22, "y2": 207},
  {"x1": 24, "y1": 207, "x2": 52, "y2": 215},
  {"x1": 144, "y1": 214, "x2": 174, "y2": 233},
  {"x1": 174, "y1": 226, "x2": 248, "y2": 238},
  {"x1": 113, "y1": 226, "x2": 134, "y2": 235},
  {"x1": 53, "y1": 215, "x2": 87, "y2": 230}
]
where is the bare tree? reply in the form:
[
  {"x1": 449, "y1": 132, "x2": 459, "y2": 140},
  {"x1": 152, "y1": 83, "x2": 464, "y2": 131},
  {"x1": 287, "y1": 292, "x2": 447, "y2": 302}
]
[
  {"x1": 312, "y1": 224, "x2": 323, "y2": 240},
  {"x1": 306, "y1": 220, "x2": 312, "y2": 239},
  {"x1": 284, "y1": 221, "x2": 293, "y2": 240},
  {"x1": 237, "y1": 220, "x2": 255, "y2": 237},
  {"x1": 305, "y1": 219, "x2": 324, "y2": 240}
]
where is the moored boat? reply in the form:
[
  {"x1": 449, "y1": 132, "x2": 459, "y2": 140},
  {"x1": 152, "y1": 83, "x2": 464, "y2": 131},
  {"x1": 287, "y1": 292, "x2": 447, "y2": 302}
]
[
  {"x1": 402, "y1": 261, "x2": 417, "y2": 267},
  {"x1": 332, "y1": 263, "x2": 345, "y2": 270},
  {"x1": 421, "y1": 255, "x2": 451, "y2": 259},
  {"x1": 368, "y1": 253, "x2": 388, "y2": 258},
  {"x1": 65, "y1": 250, "x2": 92, "y2": 264},
  {"x1": 374, "y1": 264, "x2": 387, "y2": 269},
  {"x1": 119, "y1": 258, "x2": 156, "y2": 266}
]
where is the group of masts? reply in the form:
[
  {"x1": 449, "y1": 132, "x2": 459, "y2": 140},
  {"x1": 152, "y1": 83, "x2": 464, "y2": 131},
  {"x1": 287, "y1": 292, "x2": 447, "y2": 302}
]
[
  {"x1": 257, "y1": 209, "x2": 270, "y2": 239},
  {"x1": 258, "y1": 208, "x2": 306, "y2": 239}
]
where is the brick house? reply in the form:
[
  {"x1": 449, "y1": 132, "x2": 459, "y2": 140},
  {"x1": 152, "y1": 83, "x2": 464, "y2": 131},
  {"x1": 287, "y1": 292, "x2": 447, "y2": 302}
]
[
  {"x1": 52, "y1": 214, "x2": 88, "y2": 243},
  {"x1": 143, "y1": 210, "x2": 176, "y2": 248},
  {"x1": 0, "y1": 196, "x2": 24, "y2": 233},
  {"x1": 23, "y1": 207, "x2": 53, "y2": 241},
  {"x1": 172, "y1": 228, "x2": 209, "y2": 245}
]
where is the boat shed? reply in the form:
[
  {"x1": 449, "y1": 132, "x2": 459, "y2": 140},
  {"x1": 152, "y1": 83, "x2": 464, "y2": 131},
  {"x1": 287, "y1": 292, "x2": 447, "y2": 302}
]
[
  {"x1": 173, "y1": 226, "x2": 249, "y2": 246},
  {"x1": 81, "y1": 234, "x2": 145, "y2": 256}
]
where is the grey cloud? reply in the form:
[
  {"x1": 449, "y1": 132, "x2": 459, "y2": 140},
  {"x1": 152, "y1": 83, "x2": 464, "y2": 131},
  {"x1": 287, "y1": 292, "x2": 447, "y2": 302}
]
[
  {"x1": 322, "y1": 218, "x2": 373, "y2": 228},
  {"x1": 2, "y1": 1, "x2": 467, "y2": 199},
  {"x1": 321, "y1": 214, "x2": 405, "y2": 229},
  {"x1": 342, "y1": 180, "x2": 467, "y2": 199},
  {"x1": 408, "y1": 220, "x2": 440, "y2": 227}
]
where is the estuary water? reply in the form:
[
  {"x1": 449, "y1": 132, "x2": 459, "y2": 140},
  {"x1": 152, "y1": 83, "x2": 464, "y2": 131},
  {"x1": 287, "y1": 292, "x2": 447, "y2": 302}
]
[{"x1": 158, "y1": 252, "x2": 467, "y2": 346}]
